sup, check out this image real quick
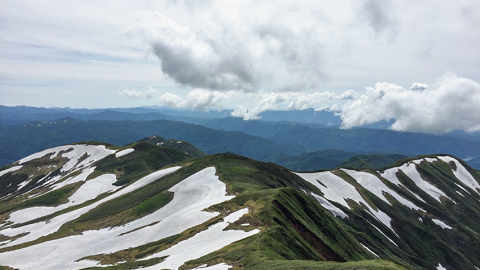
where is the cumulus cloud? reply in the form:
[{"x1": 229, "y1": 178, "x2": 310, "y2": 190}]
[
  {"x1": 158, "y1": 88, "x2": 357, "y2": 120},
  {"x1": 118, "y1": 87, "x2": 158, "y2": 99},
  {"x1": 132, "y1": 2, "x2": 331, "y2": 92},
  {"x1": 158, "y1": 89, "x2": 235, "y2": 111},
  {"x1": 340, "y1": 73, "x2": 480, "y2": 133}
]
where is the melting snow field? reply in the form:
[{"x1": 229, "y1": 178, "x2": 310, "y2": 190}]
[
  {"x1": 296, "y1": 171, "x2": 396, "y2": 231},
  {"x1": 0, "y1": 167, "x2": 254, "y2": 270},
  {"x1": 18, "y1": 145, "x2": 115, "y2": 172},
  {"x1": 140, "y1": 208, "x2": 260, "y2": 270},
  {"x1": 115, "y1": 148, "x2": 134, "y2": 158},
  {"x1": 0, "y1": 167, "x2": 180, "y2": 247},
  {"x1": 193, "y1": 263, "x2": 232, "y2": 270},
  {"x1": 381, "y1": 162, "x2": 450, "y2": 202},
  {"x1": 438, "y1": 156, "x2": 480, "y2": 193},
  {"x1": 342, "y1": 169, "x2": 423, "y2": 212},
  {"x1": 7, "y1": 174, "x2": 118, "y2": 224},
  {"x1": 0, "y1": 166, "x2": 23, "y2": 178}
]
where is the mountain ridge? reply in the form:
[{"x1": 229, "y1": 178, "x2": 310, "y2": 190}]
[{"x1": 0, "y1": 140, "x2": 479, "y2": 269}]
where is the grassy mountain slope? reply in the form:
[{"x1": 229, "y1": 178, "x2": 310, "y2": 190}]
[
  {"x1": 339, "y1": 154, "x2": 408, "y2": 169},
  {"x1": 136, "y1": 135, "x2": 206, "y2": 158},
  {"x1": 0, "y1": 142, "x2": 479, "y2": 269},
  {"x1": 259, "y1": 150, "x2": 358, "y2": 171}
]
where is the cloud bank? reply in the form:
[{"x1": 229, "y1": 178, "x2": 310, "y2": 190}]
[
  {"x1": 158, "y1": 89, "x2": 356, "y2": 120},
  {"x1": 340, "y1": 74, "x2": 480, "y2": 133}
]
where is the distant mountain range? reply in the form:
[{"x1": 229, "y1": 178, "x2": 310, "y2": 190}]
[
  {"x1": 1, "y1": 105, "x2": 480, "y2": 170},
  {"x1": 0, "y1": 140, "x2": 479, "y2": 269}
]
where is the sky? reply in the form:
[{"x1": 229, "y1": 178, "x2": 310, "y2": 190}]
[{"x1": 1, "y1": 0, "x2": 479, "y2": 133}]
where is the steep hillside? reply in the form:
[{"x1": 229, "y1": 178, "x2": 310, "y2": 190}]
[
  {"x1": 259, "y1": 150, "x2": 358, "y2": 171},
  {"x1": 339, "y1": 154, "x2": 409, "y2": 169},
  {"x1": 0, "y1": 142, "x2": 479, "y2": 270},
  {"x1": 136, "y1": 135, "x2": 206, "y2": 158}
]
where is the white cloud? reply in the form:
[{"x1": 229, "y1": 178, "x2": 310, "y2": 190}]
[
  {"x1": 158, "y1": 89, "x2": 235, "y2": 111},
  {"x1": 158, "y1": 88, "x2": 357, "y2": 120},
  {"x1": 1, "y1": 0, "x2": 479, "y2": 110},
  {"x1": 119, "y1": 87, "x2": 158, "y2": 99},
  {"x1": 340, "y1": 73, "x2": 480, "y2": 133}
]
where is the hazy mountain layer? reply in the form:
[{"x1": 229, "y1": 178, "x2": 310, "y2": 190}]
[{"x1": 0, "y1": 118, "x2": 304, "y2": 167}]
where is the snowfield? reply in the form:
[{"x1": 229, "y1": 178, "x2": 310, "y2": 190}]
[
  {"x1": 7, "y1": 174, "x2": 118, "y2": 224},
  {"x1": 295, "y1": 171, "x2": 397, "y2": 231},
  {"x1": 0, "y1": 166, "x2": 23, "y2": 178},
  {"x1": 18, "y1": 145, "x2": 115, "y2": 172},
  {"x1": 115, "y1": 148, "x2": 134, "y2": 158},
  {"x1": 0, "y1": 167, "x2": 256, "y2": 270},
  {"x1": 438, "y1": 156, "x2": 480, "y2": 193},
  {"x1": 0, "y1": 167, "x2": 180, "y2": 247},
  {"x1": 140, "y1": 208, "x2": 260, "y2": 270},
  {"x1": 381, "y1": 161, "x2": 450, "y2": 202}
]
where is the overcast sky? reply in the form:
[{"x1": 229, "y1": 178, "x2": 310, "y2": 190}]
[{"x1": 1, "y1": 0, "x2": 479, "y2": 132}]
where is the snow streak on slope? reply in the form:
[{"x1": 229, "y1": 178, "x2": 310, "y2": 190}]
[
  {"x1": 7, "y1": 174, "x2": 118, "y2": 224},
  {"x1": 0, "y1": 166, "x2": 22, "y2": 178},
  {"x1": 140, "y1": 208, "x2": 260, "y2": 270},
  {"x1": 381, "y1": 161, "x2": 450, "y2": 202},
  {"x1": 432, "y1": 219, "x2": 452, "y2": 230},
  {"x1": 0, "y1": 167, "x2": 180, "y2": 247},
  {"x1": 115, "y1": 148, "x2": 134, "y2": 158},
  {"x1": 0, "y1": 167, "x2": 246, "y2": 270},
  {"x1": 18, "y1": 145, "x2": 115, "y2": 172},
  {"x1": 342, "y1": 169, "x2": 423, "y2": 211},
  {"x1": 295, "y1": 171, "x2": 395, "y2": 230},
  {"x1": 438, "y1": 156, "x2": 480, "y2": 193}
]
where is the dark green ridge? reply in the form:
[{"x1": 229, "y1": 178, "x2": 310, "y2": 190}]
[
  {"x1": 339, "y1": 154, "x2": 408, "y2": 170},
  {"x1": 135, "y1": 135, "x2": 206, "y2": 158},
  {"x1": 89, "y1": 142, "x2": 193, "y2": 186}
]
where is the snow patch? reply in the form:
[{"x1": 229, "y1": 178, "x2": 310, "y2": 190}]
[
  {"x1": 438, "y1": 156, "x2": 480, "y2": 194},
  {"x1": 437, "y1": 263, "x2": 447, "y2": 270},
  {"x1": 0, "y1": 166, "x2": 23, "y2": 178},
  {"x1": 7, "y1": 174, "x2": 119, "y2": 224},
  {"x1": 0, "y1": 166, "x2": 245, "y2": 270},
  {"x1": 18, "y1": 145, "x2": 115, "y2": 173},
  {"x1": 0, "y1": 167, "x2": 180, "y2": 247},
  {"x1": 432, "y1": 219, "x2": 452, "y2": 229},
  {"x1": 140, "y1": 208, "x2": 259, "y2": 270},
  {"x1": 360, "y1": 243, "x2": 378, "y2": 257},
  {"x1": 310, "y1": 193, "x2": 347, "y2": 218},
  {"x1": 115, "y1": 148, "x2": 134, "y2": 158},
  {"x1": 381, "y1": 162, "x2": 449, "y2": 202},
  {"x1": 193, "y1": 263, "x2": 232, "y2": 269},
  {"x1": 368, "y1": 222, "x2": 398, "y2": 247},
  {"x1": 342, "y1": 169, "x2": 423, "y2": 211},
  {"x1": 295, "y1": 171, "x2": 394, "y2": 230}
]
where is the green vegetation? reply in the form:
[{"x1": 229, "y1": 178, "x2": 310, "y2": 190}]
[
  {"x1": 79, "y1": 257, "x2": 167, "y2": 270},
  {"x1": 260, "y1": 150, "x2": 357, "y2": 171},
  {"x1": 0, "y1": 183, "x2": 79, "y2": 216},
  {"x1": 247, "y1": 259, "x2": 409, "y2": 270},
  {"x1": 1, "y1": 138, "x2": 480, "y2": 270},
  {"x1": 136, "y1": 135, "x2": 206, "y2": 158},
  {"x1": 90, "y1": 142, "x2": 192, "y2": 186},
  {"x1": 339, "y1": 154, "x2": 408, "y2": 170}
]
